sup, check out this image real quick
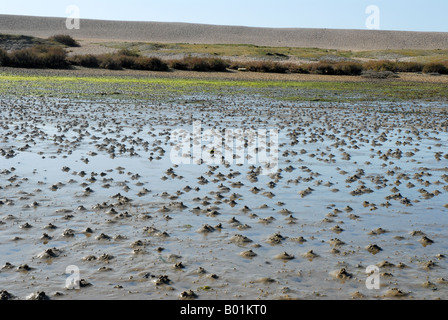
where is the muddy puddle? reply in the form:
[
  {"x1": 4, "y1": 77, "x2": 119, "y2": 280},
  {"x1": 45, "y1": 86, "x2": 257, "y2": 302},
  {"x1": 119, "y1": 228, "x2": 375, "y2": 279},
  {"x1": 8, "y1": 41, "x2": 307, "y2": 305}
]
[{"x1": 1, "y1": 96, "x2": 448, "y2": 300}]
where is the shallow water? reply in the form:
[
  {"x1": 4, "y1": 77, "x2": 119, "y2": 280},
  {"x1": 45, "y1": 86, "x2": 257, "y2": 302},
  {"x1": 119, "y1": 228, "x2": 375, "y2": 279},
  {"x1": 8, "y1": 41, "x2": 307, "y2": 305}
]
[{"x1": 1, "y1": 96, "x2": 448, "y2": 300}]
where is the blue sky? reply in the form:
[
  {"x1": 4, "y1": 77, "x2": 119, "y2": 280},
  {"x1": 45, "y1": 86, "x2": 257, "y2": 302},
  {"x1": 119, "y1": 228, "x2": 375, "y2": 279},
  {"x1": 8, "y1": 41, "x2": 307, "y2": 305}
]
[{"x1": 2, "y1": 0, "x2": 447, "y2": 32}]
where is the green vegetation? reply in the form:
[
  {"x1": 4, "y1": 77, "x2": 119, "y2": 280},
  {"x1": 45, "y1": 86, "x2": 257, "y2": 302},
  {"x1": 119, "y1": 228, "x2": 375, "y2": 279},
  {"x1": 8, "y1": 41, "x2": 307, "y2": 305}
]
[
  {"x1": 167, "y1": 57, "x2": 229, "y2": 72},
  {"x1": 0, "y1": 72, "x2": 447, "y2": 103},
  {"x1": 71, "y1": 52, "x2": 229, "y2": 72},
  {"x1": 0, "y1": 33, "x2": 53, "y2": 48},
  {"x1": 228, "y1": 61, "x2": 362, "y2": 75},
  {"x1": 97, "y1": 54, "x2": 122, "y2": 70},
  {"x1": 67, "y1": 54, "x2": 99, "y2": 68},
  {"x1": 48, "y1": 34, "x2": 80, "y2": 47},
  {"x1": 422, "y1": 62, "x2": 448, "y2": 74},
  {"x1": 69, "y1": 52, "x2": 169, "y2": 71},
  {"x1": 363, "y1": 60, "x2": 426, "y2": 73},
  {"x1": 7, "y1": 45, "x2": 68, "y2": 69},
  {"x1": 68, "y1": 46, "x2": 170, "y2": 71},
  {"x1": 1, "y1": 34, "x2": 448, "y2": 75},
  {"x1": 99, "y1": 41, "x2": 350, "y2": 60},
  {"x1": 133, "y1": 56, "x2": 169, "y2": 71},
  {"x1": 99, "y1": 41, "x2": 448, "y2": 62},
  {"x1": 350, "y1": 49, "x2": 448, "y2": 63},
  {"x1": 197, "y1": 286, "x2": 212, "y2": 291},
  {"x1": 3, "y1": 43, "x2": 447, "y2": 75},
  {"x1": 229, "y1": 60, "x2": 289, "y2": 73},
  {"x1": 305, "y1": 61, "x2": 363, "y2": 75}
]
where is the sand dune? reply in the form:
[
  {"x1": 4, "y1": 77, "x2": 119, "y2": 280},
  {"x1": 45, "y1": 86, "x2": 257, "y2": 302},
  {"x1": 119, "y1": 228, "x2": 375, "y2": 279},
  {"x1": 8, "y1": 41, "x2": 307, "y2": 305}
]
[{"x1": 1, "y1": 14, "x2": 448, "y2": 50}]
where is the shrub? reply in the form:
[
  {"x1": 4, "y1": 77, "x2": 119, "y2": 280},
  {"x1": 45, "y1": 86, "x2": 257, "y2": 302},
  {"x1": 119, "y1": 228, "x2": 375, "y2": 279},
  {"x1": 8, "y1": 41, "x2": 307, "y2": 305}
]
[
  {"x1": 0, "y1": 48, "x2": 9, "y2": 66},
  {"x1": 395, "y1": 61, "x2": 424, "y2": 73},
  {"x1": 116, "y1": 50, "x2": 141, "y2": 68},
  {"x1": 285, "y1": 63, "x2": 310, "y2": 74},
  {"x1": 98, "y1": 54, "x2": 122, "y2": 70},
  {"x1": 169, "y1": 57, "x2": 229, "y2": 72},
  {"x1": 207, "y1": 58, "x2": 229, "y2": 72},
  {"x1": 422, "y1": 62, "x2": 448, "y2": 74},
  {"x1": 244, "y1": 61, "x2": 288, "y2": 73},
  {"x1": 39, "y1": 46, "x2": 68, "y2": 68},
  {"x1": 8, "y1": 45, "x2": 68, "y2": 69},
  {"x1": 308, "y1": 61, "x2": 335, "y2": 75},
  {"x1": 49, "y1": 34, "x2": 80, "y2": 47},
  {"x1": 332, "y1": 62, "x2": 363, "y2": 75},
  {"x1": 8, "y1": 48, "x2": 41, "y2": 68},
  {"x1": 168, "y1": 59, "x2": 189, "y2": 70},
  {"x1": 188, "y1": 57, "x2": 211, "y2": 71},
  {"x1": 227, "y1": 61, "x2": 243, "y2": 70},
  {"x1": 132, "y1": 56, "x2": 169, "y2": 71},
  {"x1": 362, "y1": 60, "x2": 427, "y2": 73},
  {"x1": 363, "y1": 60, "x2": 397, "y2": 72},
  {"x1": 69, "y1": 54, "x2": 100, "y2": 68},
  {"x1": 295, "y1": 61, "x2": 363, "y2": 76},
  {"x1": 118, "y1": 55, "x2": 138, "y2": 69}
]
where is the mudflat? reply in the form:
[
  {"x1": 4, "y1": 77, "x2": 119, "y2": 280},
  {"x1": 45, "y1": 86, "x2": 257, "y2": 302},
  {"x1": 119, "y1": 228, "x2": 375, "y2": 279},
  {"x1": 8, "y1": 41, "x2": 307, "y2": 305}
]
[
  {"x1": 1, "y1": 14, "x2": 448, "y2": 300},
  {"x1": 0, "y1": 71, "x2": 447, "y2": 300}
]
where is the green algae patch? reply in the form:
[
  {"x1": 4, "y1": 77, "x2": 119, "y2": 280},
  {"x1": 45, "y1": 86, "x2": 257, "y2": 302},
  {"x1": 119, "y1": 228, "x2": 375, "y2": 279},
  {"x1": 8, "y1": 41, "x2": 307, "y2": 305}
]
[{"x1": 0, "y1": 72, "x2": 447, "y2": 102}]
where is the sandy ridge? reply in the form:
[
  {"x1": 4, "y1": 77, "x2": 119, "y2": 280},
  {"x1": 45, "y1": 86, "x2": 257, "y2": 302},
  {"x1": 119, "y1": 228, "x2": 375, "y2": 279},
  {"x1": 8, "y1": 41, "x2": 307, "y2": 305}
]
[{"x1": 1, "y1": 14, "x2": 448, "y2": 50}]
